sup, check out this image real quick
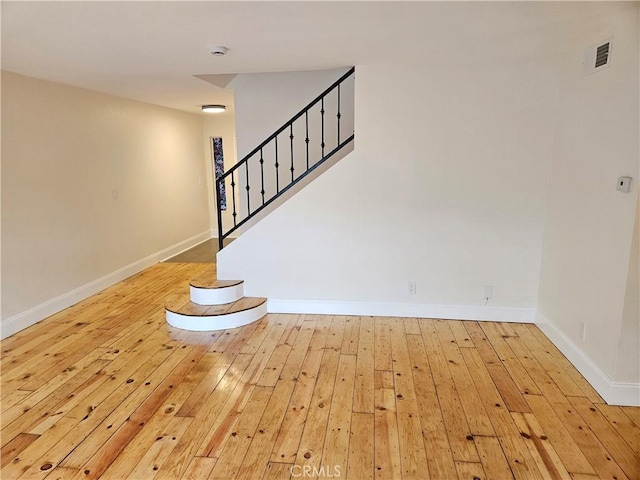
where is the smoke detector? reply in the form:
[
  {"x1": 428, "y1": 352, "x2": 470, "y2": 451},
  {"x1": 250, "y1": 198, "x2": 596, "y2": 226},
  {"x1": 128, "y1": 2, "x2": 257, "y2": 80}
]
[{"x1": 210, "y1": 46, "x2": 228, "y2": 57}]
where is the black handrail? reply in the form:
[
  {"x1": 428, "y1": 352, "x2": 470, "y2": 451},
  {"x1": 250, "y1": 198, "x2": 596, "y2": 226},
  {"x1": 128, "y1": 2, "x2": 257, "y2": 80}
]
[{"x1": 216, "y1": 67, "x2": 355, "y2": 250}]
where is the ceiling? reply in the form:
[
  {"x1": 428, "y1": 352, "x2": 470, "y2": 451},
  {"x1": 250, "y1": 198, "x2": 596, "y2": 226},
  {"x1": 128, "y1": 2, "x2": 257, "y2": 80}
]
[{"x1": 2, "y1": 1, "x2": 635, "y2": 114}]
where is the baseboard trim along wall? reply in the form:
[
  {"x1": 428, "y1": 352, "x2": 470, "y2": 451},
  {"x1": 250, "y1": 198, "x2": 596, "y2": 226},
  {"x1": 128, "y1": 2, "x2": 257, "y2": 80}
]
[
  {"x1": 0, "y1": 230, "x2": 212, "y2": 340},
  {"x1": 267, "y1": 299, "x2": 535, "y2": 323},
  {"x1": 536, "y1": 310, "x2": 640, "y2": 407}
]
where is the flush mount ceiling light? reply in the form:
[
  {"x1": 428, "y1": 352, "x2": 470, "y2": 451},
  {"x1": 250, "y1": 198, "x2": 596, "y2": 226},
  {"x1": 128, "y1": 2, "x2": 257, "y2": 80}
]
[
  {"x1": 201, "y1": 105, "x2": 226, "y2": 113},
  {"x1": 209, "y1": 46, "x2": 228, "y2": 56}
]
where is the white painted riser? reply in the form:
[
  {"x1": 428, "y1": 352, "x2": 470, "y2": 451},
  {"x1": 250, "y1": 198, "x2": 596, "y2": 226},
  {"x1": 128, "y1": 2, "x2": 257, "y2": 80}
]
[
  {"x1": 166, "y1": 301, "x2": 268, "y2": 331},
  {"x1": 190, "y1": 283, "x2": 244, "y2": 305}
]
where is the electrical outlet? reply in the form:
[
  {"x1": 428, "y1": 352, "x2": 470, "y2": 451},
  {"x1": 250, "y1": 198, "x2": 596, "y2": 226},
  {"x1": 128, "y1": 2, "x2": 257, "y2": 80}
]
[
  {"x1": 408, "y1": 281, "x2": 417, "y2": 295},
  {"x1": 580, "y1": 321, "x2": 586, "y2": 341}
]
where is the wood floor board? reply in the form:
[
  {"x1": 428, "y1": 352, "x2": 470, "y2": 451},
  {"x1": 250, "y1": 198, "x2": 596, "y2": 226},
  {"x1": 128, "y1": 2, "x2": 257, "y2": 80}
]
[
  {"x1": 465, "y1": 322, "x2": 532, "y2": 414},
  {"x1": 373, "y1": 317, "x2": 392, "y2": 371},
  {"x1": 341, "y1": 316, "x2": 360, "y2": 355},
  {"x1": 207, "y1": 386, "x2": 273, "y2": 480},
  {"x1": 374, "y1": 377, "x2": 402, "y2": 480},
  {"x1": 262, "y1": 461, "x2": 294, "y2": 480},
  {"x1": 525, "y1": 394, "x2": 597, "y2": 476},
  {"x1": 175, "y1": 456, "x2": 217, "y2": 480},
  {"x1": 293, "y1": 348, "x2": 340, "y2": 474},
  {"x1": 568, "y1": 396, "x2": 639, "y2": 480},
  {"x1": 595, "y1": 404, "x2": 640, "y2": 457},
  {"x1": 235, "y1": 379, "x2": 297, "y2": 480},
  {"x1": 152, "y1": 353, "x2": 255, "y2": 479},
  {"x1": 459, "y1": 347, "x2": 546, "y2": 479},
  {"x1": 455, "y1": 461, "x2": 487, "y2": 480},
  {"x1": 0, "y1": 263, "x2": 637, "y2": 480},
  {"x1": 405, "y1": 334, "x2": 458, "y2": 480},
  {"x1": 510, "y1": 412, "x2": 572, "y2": 480},
  {"x1": 317, "y1": 354, "x2": 357, "y2": 480},
  {"x1": 269, "y1": 319, "x2": 329, "y2": 463},
  {"x1": 449, "y1": 320, "x2": 475, "y2": 348},
  {"x1": 480, "y1": 322, "x2": 542, "y2": 396},
  {"x1": 419, "y1": 320, "x2": 480, "y2": 463},
  {"x1": 353, "y1": 317, "x2": 375, "y2": 414},
  {"x1": 347, "y1": 412, "x2": 374, "y2": 480},
  {"x1": 0, "y1": 433, "x2": 39, "y2": 468},
  {"x1": 71, "y1": 346, "x2": 207, "y2": 479},
  {"x1": 434, "y1": 320, "x2": 496, "y2": 437},
  {"x1": 58, "y1": 345, "x2": 197, "y2": 471},
  {"x1": 473, "y1": 435, "x2": 515, "y2": 480},
  {"x1": 514, "y1": 324, "x2": 604, "y2": 403}
]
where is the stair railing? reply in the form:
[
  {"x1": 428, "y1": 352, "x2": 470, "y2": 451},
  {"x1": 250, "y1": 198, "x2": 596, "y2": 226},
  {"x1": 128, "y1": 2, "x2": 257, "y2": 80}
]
[{"x1": 215, "y1": 67, "x2": 355, "y2": 250}]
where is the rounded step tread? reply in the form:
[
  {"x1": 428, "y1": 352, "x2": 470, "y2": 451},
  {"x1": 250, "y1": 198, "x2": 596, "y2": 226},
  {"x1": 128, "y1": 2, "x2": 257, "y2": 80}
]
[
  {"x1": 165, "y1": 293, "x2": 266, "y2": 317},
  {"x1": 189, "y1": 276, "x2": 243, "y2": 290}
]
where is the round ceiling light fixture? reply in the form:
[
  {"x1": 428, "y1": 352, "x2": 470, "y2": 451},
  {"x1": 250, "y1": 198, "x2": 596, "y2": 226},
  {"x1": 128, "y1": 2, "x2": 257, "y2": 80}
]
[
  {"x1": 201, "y1": 105, "x2": 226, "y2": 113},
  {"x1": 209, "y1": 46, "x2": 228, "y2": 56}
]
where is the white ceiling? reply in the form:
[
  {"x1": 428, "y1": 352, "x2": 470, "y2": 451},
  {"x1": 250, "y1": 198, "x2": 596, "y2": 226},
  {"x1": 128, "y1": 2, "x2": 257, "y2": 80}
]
[{"x1": 2, "y1": 1, "x2": 635, "y2": 114}]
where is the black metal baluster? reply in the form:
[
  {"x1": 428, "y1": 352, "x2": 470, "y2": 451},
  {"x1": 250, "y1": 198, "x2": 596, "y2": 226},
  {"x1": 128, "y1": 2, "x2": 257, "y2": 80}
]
[
  {"x1": 259, "y1": 148, "x2": 265, "y2": 206},
  {"x1": 321, "y1": 97, "x2": 325, "y2": 158},
  {"x1": 275, "y1": 136, "x2": 279, "y2": 193},
  {"x1": 305, "y1": 111, "x2": 310, "y2": 171},
  {"x1": 215, "y1": 177, "x2": 224, "y2": 251},
  {"x1": 231, "y1": 171, "x2": 237, "y2": 227},
  {"x1": 337, "y1": 84, "x2": 341, "y2": 144},
  {"x1": 289, "y1": 124, "x2": 295, "y2": 183},
  {"x1": 245, "y1": 160, "x2": 251, "y2": 216}
]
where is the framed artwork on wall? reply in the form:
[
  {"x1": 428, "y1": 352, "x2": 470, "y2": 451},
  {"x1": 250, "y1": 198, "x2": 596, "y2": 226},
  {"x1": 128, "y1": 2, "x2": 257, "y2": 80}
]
[{"x1": 212, "y1": 137, "x2": 227, "y2": 210}]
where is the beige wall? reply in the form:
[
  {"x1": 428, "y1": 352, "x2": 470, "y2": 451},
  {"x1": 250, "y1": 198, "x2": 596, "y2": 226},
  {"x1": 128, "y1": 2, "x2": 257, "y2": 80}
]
[
  {"x1": 617, "y1": 197, "x2": 639, "y2": 384},
  {"x1": 1, "y1": 71, "x2": 210, "y2": 327}
]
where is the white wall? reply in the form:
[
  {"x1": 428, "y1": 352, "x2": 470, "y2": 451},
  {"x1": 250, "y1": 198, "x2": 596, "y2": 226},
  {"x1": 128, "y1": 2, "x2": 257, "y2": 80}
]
[
  {"x1": 218, "y1": 60, "x2": 559, "y2": 322},
  {"x1": 1, "y1": 71, "x2": 210, "y2": 334},
  {"x1": 537, "y1": 11, "x2": 639, "y2": 386}
]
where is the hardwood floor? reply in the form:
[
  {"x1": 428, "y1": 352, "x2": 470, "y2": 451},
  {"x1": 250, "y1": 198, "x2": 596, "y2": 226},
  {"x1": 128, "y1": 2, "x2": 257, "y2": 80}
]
[{"x1": 1, "y1": 263, "x2": 639, "y2": 480}]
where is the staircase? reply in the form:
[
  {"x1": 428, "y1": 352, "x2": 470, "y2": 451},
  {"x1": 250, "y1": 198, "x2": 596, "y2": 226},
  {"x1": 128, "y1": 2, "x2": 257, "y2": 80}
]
[
  {"x1": 165, "y1": 268, "x2": 267, "y2": 331},
  {"x1": 165, "y1": 67, "x2": 355, "y2": 331}
]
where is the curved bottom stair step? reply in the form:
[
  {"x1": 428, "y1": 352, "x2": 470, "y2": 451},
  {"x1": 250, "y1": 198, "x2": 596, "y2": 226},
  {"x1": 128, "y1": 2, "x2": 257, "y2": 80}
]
[
  {"x1": 165, "y1": 293, "x2": 267, "y2": 331},
  {"x1": 189, "y1": 276, "x2": 244, "y2": 305}
]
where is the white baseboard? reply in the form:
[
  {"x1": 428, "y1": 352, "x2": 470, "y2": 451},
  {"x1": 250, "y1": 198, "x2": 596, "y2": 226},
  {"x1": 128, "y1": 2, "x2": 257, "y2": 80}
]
[
  {"x1": 267, "y1": 299, "x2": 535, "y2": 323},
  {"x1": 535, "y1": 310, "x2": 640, "y2": 407},
  {"x1": 1, "y1": 230, "x2": 212, "y2": 340}
]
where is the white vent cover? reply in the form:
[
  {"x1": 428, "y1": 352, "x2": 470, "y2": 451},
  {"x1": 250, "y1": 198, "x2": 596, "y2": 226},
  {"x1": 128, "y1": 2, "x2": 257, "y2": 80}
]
[{"x1": 583, "y1": 39, "x2": 613, "y2": 75}]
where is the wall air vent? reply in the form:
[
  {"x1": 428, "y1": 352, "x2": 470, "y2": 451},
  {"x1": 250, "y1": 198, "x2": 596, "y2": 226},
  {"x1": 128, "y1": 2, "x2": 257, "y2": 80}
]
[
  {"x1": 583, "y1": 39, "x2": 613, "y2": 75},
  {"x1": 594, "y1": 42, "x2": 610, "y2": 68}
]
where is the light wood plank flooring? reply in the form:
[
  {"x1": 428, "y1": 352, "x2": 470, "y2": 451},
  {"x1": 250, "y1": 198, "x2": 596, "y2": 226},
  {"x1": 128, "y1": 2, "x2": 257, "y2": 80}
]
[{"x1": 1, "y1": 263, "x2": 638, "y2": 480}]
